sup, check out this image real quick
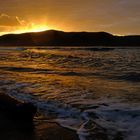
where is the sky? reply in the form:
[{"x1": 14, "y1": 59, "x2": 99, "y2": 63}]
[{"x1": 0, "y1": 0, "x2": 140, "y2": 35}]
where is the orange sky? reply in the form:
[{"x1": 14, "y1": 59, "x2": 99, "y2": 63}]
[{"x1": 0, "y1": 0, "x2": 140, "y2": 35}]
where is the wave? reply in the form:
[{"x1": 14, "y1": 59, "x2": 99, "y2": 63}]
[
  {"x1": 0, "y1": 80, "x2": 139, "y2": 140},
  {"x1": 0, "y1": 66, "x2": 51, "y2": 73},
  {"x1": 0, "y1": 47, "x2": 140, "y2": 140},
  {"x1": 113, "y1": 72, "x2": 140, "y2": 82},
  {"x1": 26, "y1": 47, "x2": 115, "y2": 51},
  {"x1": 0, "y1": 47, "x2": 26, "y2": 51},
  {"x1": 0, "y1": 66, "x2": 99, "y2": 77}
]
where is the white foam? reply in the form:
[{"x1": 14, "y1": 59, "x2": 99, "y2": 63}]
[{"x1": 1, "y1": 81, "x2": 140, "y2": 140}]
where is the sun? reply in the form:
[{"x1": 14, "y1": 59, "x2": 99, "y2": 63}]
[
  {"x1": 29, "y1": 23, "x2": 50, "y2": 32},
  {"x1": 12, "y1": 23, "x2": 51, "y2": 34},
  {"x1": 0, "y1": 22, "x2": 52, "y2": 36}
]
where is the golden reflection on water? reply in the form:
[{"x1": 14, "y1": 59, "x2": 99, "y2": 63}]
[
  {"x1": 0, "y1": 47, "x2": 140, "y2": 140},
  {"x1": 0, "y1": 47, "x2": 139, "y2": 103}
]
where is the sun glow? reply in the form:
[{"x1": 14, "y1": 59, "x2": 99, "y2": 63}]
[
  {"x1": 28, "y1": 23, "x2": 51, "y2": 32},
  {"x1": 0, "y1": 23, "x2": 52, "y2": 36},
  {"x1": 15, "y1": 24, "x2": 51, "y2": 34}
]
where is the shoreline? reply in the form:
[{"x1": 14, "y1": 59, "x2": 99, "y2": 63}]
[{"x1": 0, "y1": 112, "x2": 79, "y2": 140}]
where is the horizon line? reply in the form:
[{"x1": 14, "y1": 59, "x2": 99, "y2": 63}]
[{"x1": 0, "y1": 29, "x2": 140, "y2": 37}]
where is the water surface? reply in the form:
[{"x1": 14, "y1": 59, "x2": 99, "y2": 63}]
[{"x1": 0, "y1": 46, "x2": 140, "y2": 140}]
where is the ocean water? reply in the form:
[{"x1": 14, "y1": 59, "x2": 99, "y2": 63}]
[{"x1": 0, "y1": 46, "x2": 140, "y2": 140}]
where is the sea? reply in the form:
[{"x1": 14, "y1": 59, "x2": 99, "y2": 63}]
[{"x1": 0, "y1": 46, "x2": 140, "y2": 140}]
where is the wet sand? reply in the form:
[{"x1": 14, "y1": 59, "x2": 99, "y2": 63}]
[{"x1": 0, "y1": 112, "x2": 79, "y2": 140}]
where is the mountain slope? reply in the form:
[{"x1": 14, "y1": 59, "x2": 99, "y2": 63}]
[{"x1": 0, "y1": 30, "x2": 140, "y2": 46}]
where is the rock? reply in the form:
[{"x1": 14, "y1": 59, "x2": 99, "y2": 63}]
[{"x1": 0, "y1": 93, "x2": 37, "y2": 122}]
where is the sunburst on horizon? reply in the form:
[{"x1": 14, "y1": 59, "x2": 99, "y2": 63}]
[
  {"x1": 26, "y1": 23, "x2": 51, "y2": 33},
  {"x1": 0, "y1": 23, "x2": 56, "y2": 36}
]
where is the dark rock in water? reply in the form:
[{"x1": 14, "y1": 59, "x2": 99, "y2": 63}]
[{"x1": 0, "y1": 93, "x2": 37, "y2": 122}]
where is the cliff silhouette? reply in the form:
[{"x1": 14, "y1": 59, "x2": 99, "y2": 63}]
[{"x1": 0, "y1": 30, "x2": 140, "y2": 46}]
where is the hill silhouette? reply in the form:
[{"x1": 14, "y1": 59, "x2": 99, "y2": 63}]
[{"x1": 0, "y1": 30, "x2": 140, "y2": 46}]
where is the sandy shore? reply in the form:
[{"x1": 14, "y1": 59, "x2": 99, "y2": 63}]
[{"x1": 0, "y1": 112, "x2": 79, "y2": 140}]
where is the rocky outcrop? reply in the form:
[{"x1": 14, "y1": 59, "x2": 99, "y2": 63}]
[{"x1": 0, "y1": 93, "x2": 37, "y2": 122}]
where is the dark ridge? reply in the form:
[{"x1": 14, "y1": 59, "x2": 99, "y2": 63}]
[{"x1": 0, "y1": 30, "x2": 140, "y2": 46}]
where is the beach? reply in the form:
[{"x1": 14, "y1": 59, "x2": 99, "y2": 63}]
[{"x1": 0, "y1": 111, "x2": 79, "y2": 140}]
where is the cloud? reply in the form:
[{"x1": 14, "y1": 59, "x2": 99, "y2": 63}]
[
  {"x1": 0, "y1": 14, "x2": 28, "y2": 35},
  {"x1": 0, "y1": 14, "x2": 21, "y2": 26},
  {"x1": 0, "y1": 1, "x2": 140, "y2": 35}
]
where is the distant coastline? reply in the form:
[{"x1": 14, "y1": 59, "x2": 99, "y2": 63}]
[{"x1": 0, "y1": 30, "x2": 140, "y2": 46}]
